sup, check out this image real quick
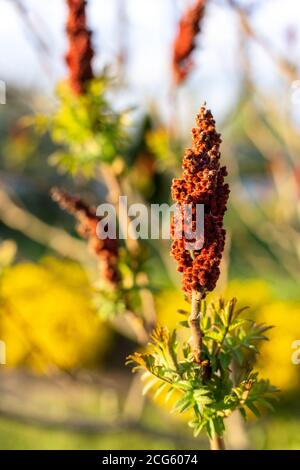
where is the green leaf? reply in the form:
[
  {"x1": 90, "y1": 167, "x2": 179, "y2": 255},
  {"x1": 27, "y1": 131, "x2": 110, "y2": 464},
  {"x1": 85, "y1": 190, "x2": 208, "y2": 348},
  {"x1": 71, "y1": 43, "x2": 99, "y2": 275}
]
[
  {"x1": 219, "y1": 353, "x2": 231, "y2": 370},
  {"x1": 177, "y1": 309, "x2": 189, "y2": 315},
  {"x1": 142, "y1": 378, "x2": 158, "y2": 396},
  {"x1": 246, "y1": 401, "x2": 261, "y2": 418},
  {"x1": 193, "y1": 420, "x2": 205, "y2": 437},
  {"x1": 232, "y1": 347, "x2": 244, "y2": 365},
  {"x1": 165, "y1": 387, "x2": 176, "y2": 403},
  {"x1": 255, "y1": 397, "x2": 275, "y2": 412},
  {"x1": 154, "y1": 383, "x2": 168, "y2": 399},
  {"x1": 183, "y1": 343, "x2": 190, "y2": 359},
  {"x1": 173, "y1": 381, "x2": 193, "y2": 392},
  {"x1": 213, "y1": 416, "x2": 225, "y2": 436},
  {"x1": 233, "y1": 306, "x2": 249, "y2": 319},
  {"x1": 205, "y1": 331, "x2": 222, "y2": 342},
  {"x1": 206, "y1": 420, "x2": 214, "y2": 440},
  {"x1": 229, "y1": 319, "x2": 248, "y2": 331},
  {"x1": 239, "y1": 407, "x2": 247, "y2": 421},
  {"x1": 172, "y1": 392, "x2": 194, "y2": 414},
  {"x1": 195, "y1": 396, "x2": 213, "y2": 407},
  {"x1": 193, "y1": 388, "x2": 210, "y2": 398}
]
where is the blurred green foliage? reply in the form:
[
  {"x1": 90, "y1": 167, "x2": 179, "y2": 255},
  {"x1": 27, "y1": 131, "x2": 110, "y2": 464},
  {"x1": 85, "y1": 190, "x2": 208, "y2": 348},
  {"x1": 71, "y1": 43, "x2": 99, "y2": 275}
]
[{"x1": 42, "y1": 78, "x2": 128, "y2": 176}]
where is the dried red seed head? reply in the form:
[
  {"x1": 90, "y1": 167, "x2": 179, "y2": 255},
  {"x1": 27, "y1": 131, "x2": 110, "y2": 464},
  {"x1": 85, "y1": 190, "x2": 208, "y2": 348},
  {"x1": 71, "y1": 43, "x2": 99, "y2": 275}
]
[
  {"x1": 65, "y1": 0, "x2": 94, "y2": 95},
  {"x1": 172, "y1": 0, "x2": 206, "y2": 84},
  {"x1": 51, "y1": 188, "x2": 120, "y2": 286},
  {"x1": 170, "y1": 106, "x2": 230, "y2": 297}
]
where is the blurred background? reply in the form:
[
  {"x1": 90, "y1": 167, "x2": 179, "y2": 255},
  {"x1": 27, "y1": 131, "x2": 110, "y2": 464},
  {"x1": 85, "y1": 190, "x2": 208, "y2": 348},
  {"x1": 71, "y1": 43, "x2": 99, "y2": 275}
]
[{"x1": 0, "y1": 0, "x2": 299, "y2": 450}]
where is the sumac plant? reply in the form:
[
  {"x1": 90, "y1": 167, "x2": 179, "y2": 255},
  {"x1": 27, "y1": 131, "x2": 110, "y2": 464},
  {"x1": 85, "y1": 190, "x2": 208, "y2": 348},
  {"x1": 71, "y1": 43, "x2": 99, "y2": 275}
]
[
  {"x1": 46, "y1": 0, "x2": 157, "y2": 342},
  {"x1": 39, "y1": 0, "x2": 128, "y2": 176},
  {"x1": 127, "y1": 106, "x2": 278, "y2": 450}
]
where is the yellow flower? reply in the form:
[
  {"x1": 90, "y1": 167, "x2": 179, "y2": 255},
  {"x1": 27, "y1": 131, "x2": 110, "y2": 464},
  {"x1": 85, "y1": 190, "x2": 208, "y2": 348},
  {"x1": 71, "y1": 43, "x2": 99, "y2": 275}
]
[
  {"x1": 225, "y1": 279, "x2": 272, "y2": 311},
  {"x1": 156, "y1": 289, "x2": 190, "y2": 330},
  {"x1": 256, "y1": 301, "x2": 300, "y2": 391},
  {"x1": 0, "y1": 257, "x2": 110, "y2": 372}
]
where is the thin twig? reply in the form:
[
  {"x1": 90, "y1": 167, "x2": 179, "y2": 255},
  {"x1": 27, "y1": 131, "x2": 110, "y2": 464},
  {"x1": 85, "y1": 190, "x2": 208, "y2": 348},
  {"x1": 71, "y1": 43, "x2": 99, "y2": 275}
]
[
  {"x1": 98, "y1": 164, "x2": 157, "y2": 338},
  {"x1": 227, "y1": 0, "x2": 297, "y2": 82},
  {"x1": 189, "y1": 290, "x2": 226, "y2": 450},
  {"x1": 0, "y1": 187, "x2": 90, "y2": 265}
]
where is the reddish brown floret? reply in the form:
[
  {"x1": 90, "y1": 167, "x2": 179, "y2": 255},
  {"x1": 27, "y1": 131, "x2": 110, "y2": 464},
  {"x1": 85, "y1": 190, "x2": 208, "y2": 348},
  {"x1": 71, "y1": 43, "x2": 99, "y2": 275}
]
[
  {"x1": 172, "y1": 0, "x2": 206, "y2": 84},
  {"x1": 65, "y1": 0, "x2": 94, "y2": 95},
  {"x1": 170, "y1": 106, "x2": 230, "y2": 296},
  {"x1": 51, "y1": 188, "x2": 119, "y2": 286}
]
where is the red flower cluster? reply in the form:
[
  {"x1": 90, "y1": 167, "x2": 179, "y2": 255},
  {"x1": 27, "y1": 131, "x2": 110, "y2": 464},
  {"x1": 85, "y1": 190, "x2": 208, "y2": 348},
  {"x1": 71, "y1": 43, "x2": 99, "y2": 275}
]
[
  {"x1": 172, "y1": 0, "x2": 206, "y2": 84},
  {"x1": 51, "y1": 188, "x2": 119, "y2": 286},
  {"x1": 65, "y1": 0, "x2": 94, "y2": 95},
  {"x1": 171, "y1": 106, "x2": 230, "y2": 296}
]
